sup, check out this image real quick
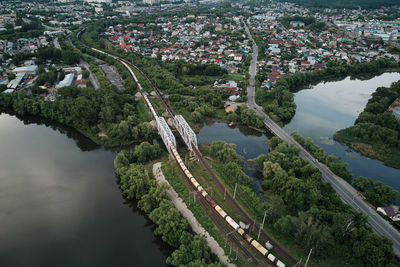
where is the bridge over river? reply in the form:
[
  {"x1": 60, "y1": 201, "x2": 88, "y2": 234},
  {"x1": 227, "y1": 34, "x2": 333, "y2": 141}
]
[{"x1": 244, "y1": 19, "x2": 400, "y2": 257}]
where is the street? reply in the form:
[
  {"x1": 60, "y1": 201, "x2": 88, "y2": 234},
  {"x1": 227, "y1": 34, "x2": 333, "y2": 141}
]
[{"x1": 243, "y1": 20, "x2": 400, "y2": 257}]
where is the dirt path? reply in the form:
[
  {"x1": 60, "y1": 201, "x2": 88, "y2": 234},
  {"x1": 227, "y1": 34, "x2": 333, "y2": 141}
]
[{"x1": 153, "y1": 162, "x2": 234, "y2": 267}]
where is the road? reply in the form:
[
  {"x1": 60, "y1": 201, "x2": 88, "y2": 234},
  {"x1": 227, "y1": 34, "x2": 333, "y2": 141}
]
[
  {"x1": 80, "y1": 60, "x2": 100, "y2": 90},
  {"x1": 243, "y1": 20, "x2": 400, "y2": 257}
]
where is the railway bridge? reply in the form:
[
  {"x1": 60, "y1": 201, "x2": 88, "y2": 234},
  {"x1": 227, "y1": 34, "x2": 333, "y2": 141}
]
[{"x1": 76, "y1": 28, "x2": 292, "y2": 266}]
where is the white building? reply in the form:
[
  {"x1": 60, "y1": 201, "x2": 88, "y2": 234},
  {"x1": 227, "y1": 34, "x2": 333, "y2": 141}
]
[{"x1": 55, "y1": 73, "x2": 74, "y2": 89}]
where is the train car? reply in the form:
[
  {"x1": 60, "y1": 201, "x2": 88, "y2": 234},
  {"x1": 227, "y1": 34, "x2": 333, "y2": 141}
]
[
  {"x1": 267, "y1": 253, "x2": 277, "y2": 263},
  {"x1": 276, "y1": 260, "x2": 285, "y2": 267},
  {"x1": 200, "y1": 189, "x2": 208, "y2": 198},
  {"x1": 237, "y1": 228, "x2": 245, "y2": 236},
  {"x1": 245, "y1": 234, "x2": 253, "y2": 243},
  {"x1": 205, "y1": 195, "x2": 216, "y2": 208},
  {"x1": 215, "y1": 205, "x2": 228, "y2": 219},
  {"x1": 225, "y1": 216, "x2": 240, "y2": 230},
  {"x1": 251, "y1": 240, "x2": 268, "y2": 257},
  {"x1": 192, "y1": 180, "x2": 200, "y2": 189}
]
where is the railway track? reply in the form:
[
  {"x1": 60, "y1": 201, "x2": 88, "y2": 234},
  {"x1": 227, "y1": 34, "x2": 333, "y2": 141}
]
[{"x1": 76, "y1": 28, "x2": 292, "y2": 266}]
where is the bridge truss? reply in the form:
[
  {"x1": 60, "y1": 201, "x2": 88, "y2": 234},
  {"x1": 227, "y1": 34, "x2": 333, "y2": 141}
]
[
  {"x1": 156, "y1": 116, "x2": 176, "y2": 154},
  {"x1": 174, "y1": 115, "x2": 198, "y2": 152}
]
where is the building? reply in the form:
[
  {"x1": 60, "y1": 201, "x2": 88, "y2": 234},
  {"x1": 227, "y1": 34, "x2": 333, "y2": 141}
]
[
  {"x1": 7, "y1": 73, "x2": 25, "y2": 89},
  {"x1": 377, "y1": 206, "x2": 400, "y2": 221},
  {"x1": 55, "y1": 73, "x2": 74, "y2": 89},
  {"x1": 84, "y1": 0, "x2": 112, "y2": 3},
  {"x1": 12, "y1": 65, "x2": 38, "y2": 75},
  {"x1": 290, "y1": 20, "x2": 305, "y2": 28},
  {"x1": 143, "y1": 0, "x2": 160, "y2": 4},
  {"x1": 393, "y1": 109, "x2": 400, "y2": 122}
]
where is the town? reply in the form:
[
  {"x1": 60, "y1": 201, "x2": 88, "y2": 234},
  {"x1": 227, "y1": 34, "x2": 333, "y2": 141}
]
[{"x1": 1, "y1": 0, "x2": 400, "y2": 267}]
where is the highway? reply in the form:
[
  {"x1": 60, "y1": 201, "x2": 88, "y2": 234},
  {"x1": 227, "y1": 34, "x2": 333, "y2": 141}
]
[{"x1": 243, "y1": 20, "x2": 400, "y2": 257}]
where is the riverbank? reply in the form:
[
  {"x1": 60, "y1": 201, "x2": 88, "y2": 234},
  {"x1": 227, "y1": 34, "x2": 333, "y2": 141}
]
[
  {"x1": 0, "y1": 113, "x2": 172, "y2": 266},
  {"x1": 333, "y1": 80, "x2": 400, "y2": 169},
  {"x1": 334, "y1": 132, "x2": 400, "y2": 169},
  {"x1": 255, "y1": 59, "x2": 400, "y2": 125}
]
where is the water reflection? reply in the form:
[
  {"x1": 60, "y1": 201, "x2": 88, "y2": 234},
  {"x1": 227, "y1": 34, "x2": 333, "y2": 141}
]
[
  {"x1": 197, "y1": 121, "x2": 272, "y2": 193},
  {"x1": 284, "y1": 72, "x2": 400, "y2": 192},
  {"x1": 0, "y1": 113, "x2": 171, "y2": 267}
]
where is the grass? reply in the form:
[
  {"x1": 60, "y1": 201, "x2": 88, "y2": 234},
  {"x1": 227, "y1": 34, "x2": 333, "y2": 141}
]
[
  {"x1": 160, "y1": 159, "x2": 246, "y2": 267},
  {"x1": 198, "y1": 145, "x2": 349, "y2": 267},
  {"x1": 334, "y1": 130, "x2": 400, "y2": 169}
]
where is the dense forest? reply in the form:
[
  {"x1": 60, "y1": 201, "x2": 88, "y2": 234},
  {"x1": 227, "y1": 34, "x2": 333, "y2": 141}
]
[
  {"x1": 253, "y1": 137, "x2": 398, "y2": 266},
  {"x1": 334, "y1": 80, "x2": 400, "y2": 169},
  {"x1": 257, "y1": 58, "x2": 400, "y2": 125},
  {"x1": 278, "y1": 0, "x2": 399, "y2": 9},
  {"x1": 0, "y1": 85, "x2": 153, "y2": 146},
  {"x1": 114, "y1": 144, "x2": 222, "y2": 266}
]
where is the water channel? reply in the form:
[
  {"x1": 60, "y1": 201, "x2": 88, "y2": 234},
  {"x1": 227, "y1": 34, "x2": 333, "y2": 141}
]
[
  {"x1": 0, "y1": 113, "x2": 171, "y2": 267},
  {"x1": 197, "y1": 72, "x2": 400, "y2": 193}
]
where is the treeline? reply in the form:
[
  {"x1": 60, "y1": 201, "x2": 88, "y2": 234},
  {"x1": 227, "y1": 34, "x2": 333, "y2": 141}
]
[
  {"x1": 0, "y1": 18, "x2": 43, "y2": 40},
  {"x1": 291, "y1": 132, "x2": 353, "y2": 181},
  {"x1": 291, "y1": 131, "x2": 400, "y2": 206},
  {"x1": 114, "y1": 144, "x2": 222, "y2": 266},
  {"x1": 258, "y1": 58, "x2": 400, "y2": 125},
  {"x1": 254, "y1": 137, "x2": 398, "y2": 266},
  {"x1": 280, "y1": 16, "x2": 327, "y2": 32},
  {"x1": 334, "y1": 80, "x2": 400, "y2": 169},
  {"x1": 353, "y1": 177, "x2": 400, "y2": 206},
  {"x1": 0, "y1": 85, "x2": 153, "y2": 146},
  {"x1": 209, "y1": 141, "x2": 266, "y2": 218},
  {"x1": 278, "y1": 0, "x2": 399, "y2": 9},
  {"x1": 226, "y1": 105, "x2": 264, "y2": 129}
]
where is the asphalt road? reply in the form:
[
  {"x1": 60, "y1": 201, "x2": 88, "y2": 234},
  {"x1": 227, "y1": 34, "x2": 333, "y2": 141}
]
[{"x1": 243, "y1": 20, "x2": 400, "y2": 257}]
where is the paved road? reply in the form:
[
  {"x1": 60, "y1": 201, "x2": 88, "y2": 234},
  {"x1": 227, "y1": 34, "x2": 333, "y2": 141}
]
[
  {"x1": 80, "y1": 60, "x2": 100, "y2": 90},
  {"x1": 243, "y1": 20, "x2": 400, "y2": 257}
]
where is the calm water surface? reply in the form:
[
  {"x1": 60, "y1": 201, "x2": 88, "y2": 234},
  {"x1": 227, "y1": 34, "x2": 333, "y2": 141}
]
[
  {"x1": 197, "y1": 72, "x2": 400, "y2": 194},
  {"x1": 0, "y1": 113, "x2": 170, "y2": 267},
  {"x1": 283, "y1": 72, "x2": 400, "y2": 192},
  {"x1": 197, "y1": 121, "x2": 271, "y2": 191}
]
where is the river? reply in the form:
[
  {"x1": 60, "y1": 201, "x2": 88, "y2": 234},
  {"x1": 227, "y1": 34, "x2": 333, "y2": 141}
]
[
  {"x1": 0, "y1": 113, "x2": 171, "y2": 267},
  {"x1": 283, "y1": 72, "x2": 400, "y2": 192},
  {"x1": 197, "y1": 72, "x2": 400, "y2": 193}
]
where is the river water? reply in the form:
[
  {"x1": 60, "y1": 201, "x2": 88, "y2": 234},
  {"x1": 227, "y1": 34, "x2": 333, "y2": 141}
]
[
  {"x1": 283, "y1": 72, "x2": 400, "y2": 192},
  {"x1": 0, "y1": 113, "x2": 170, "y2": 267},
  {"x1": 197, "y1": 72, "x2": 400, "y2": 193}
]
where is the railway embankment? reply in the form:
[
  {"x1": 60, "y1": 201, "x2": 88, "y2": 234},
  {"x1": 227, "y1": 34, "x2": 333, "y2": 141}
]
[{"x1": 153, "y1": 162, "x2": 233, "y2": 267}]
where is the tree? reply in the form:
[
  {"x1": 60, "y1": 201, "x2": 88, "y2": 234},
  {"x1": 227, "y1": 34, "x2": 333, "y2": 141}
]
[
  {"x1": 133, "y1": 142, "x2": 162, "y2": 163},
  {"x1": 119, "y1": 164, "x2": 149, "y2": 200}
]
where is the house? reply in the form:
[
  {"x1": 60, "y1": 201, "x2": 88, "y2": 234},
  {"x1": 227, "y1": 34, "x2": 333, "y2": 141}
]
[
  {"x1": 225, "y1": 106, "x2": 235, "y2": 113},
  {"x1": 290, "y1": 20, "x2": 305, "y2": 28},
  {"x1": 377, "y1": 206, "x2": 400, "y2": 221}
]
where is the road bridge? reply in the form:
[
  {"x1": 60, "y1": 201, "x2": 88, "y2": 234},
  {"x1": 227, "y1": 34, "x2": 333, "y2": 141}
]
[{"x1": 243, "y1": 20, "x2": 400, "y2": 257}]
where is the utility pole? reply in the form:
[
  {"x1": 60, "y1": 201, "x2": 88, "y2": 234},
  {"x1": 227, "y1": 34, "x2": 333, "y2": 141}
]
[
  {"x1": 305, "y1": 248, "x2": 313, "y2": 267},
  {"x1": 233, "y1": 183, "x2": 237, "y2": 199},
  {"x1": 223, "y1": 188, "x2": 226, "y2": 200},
  {"x1": 258, "y1": 210, "x2": 267, "y2": 240}
]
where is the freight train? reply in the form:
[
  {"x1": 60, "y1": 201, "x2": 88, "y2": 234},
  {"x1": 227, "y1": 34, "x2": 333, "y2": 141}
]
[
  {"x1": 88, "y1": 44, "x2": 285, "y2": 267},
  {"x1": 170, "y1": 143, "x2": 285, "y2": 267}
]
